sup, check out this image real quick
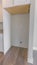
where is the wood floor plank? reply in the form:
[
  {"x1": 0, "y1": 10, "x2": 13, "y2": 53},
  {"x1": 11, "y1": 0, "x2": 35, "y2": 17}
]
[
  {"x1": 0, "y1": 46, "x2": 32, "y2": 65},
  {"x1": 0, "y1": 52, "x2": 4, "y2": 64}
]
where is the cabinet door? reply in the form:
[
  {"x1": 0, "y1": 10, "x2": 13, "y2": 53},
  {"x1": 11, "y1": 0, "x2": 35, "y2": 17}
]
[
  {"x1": 14, "y1": 0, "x2": 25, "y2": 5},
  {"x1": 3, "y1": 0, "x2": 14, "y2": 8},
  {"x1": 14, "y1": 0, "x2": 30, "y2": 6},
  {"x1": 25, "y1": 0, "x2": 30, "y2": 4}
]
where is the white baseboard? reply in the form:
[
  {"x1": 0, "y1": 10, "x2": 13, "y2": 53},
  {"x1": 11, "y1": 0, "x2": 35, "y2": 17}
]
[
  {"x1": 4, "y1": 46, "x2": 11, "y2": 55},
  {"x1": 27, "y1": 57, "x2": 33, "y2": 64},
  {"x1": 12, "y1": 43, "x2": 28, "y2": 48},
  {"x1": 33, "y1": 47, "x2": 37, "y2": 50}
]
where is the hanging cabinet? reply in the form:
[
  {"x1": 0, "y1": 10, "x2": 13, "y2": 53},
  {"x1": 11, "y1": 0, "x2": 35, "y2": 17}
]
[
  {"x1": 3, "y1": 0, "x2": 30, "y2": 14},
  {"x1": 14, "y1": 0, "x2": 30, "y2": 6},
  {"x1": 3, "y1": 0, "x2": 14, "y2": 8}
]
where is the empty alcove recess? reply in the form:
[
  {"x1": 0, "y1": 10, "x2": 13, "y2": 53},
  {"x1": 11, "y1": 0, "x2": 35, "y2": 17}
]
[{"x1": 4, "y1": 4, "x2": 30, "y2": 14}]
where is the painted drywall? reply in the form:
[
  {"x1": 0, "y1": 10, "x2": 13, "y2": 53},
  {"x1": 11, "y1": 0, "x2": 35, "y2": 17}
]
[
  {"x1": 11, "y1": 14, "x2": 29, "y2": 48},
  {"x1": 0, "y1": 23, "x2": 3, "y2": 30},
  {"x1": 33, "y1": 0, "x2": 37, "y2": 50},
  {"x1": 28, "y1": 0, "x2": 35, "y2": 63},
  {"x1": 0, "y1": 33, "x2": 3, "y2": 52},
  {"x1": 3, "y1": 9, "x2": 11, "y2": 54}
]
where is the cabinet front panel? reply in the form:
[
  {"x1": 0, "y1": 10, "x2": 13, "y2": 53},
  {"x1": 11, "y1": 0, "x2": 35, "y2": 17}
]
[
  {"x1": 0, "y1": 34, "x2": 3, "y2": 52},
  {"x1": 14, "y1": 0, "x2": 25, "y2": 5},
  {"x1": 14, "y1": 0, "x2": 30, "y2": 6},
  {"x1": 3, "y1": 0, "x2": 14, "y2": 8}
]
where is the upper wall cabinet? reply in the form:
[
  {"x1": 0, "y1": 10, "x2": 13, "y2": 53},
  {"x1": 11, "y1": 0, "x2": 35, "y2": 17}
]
[
  {"x1": 3, "y1": 0, "x2": 30, "y2": 8},
  {"x1": 3, "y1": 0, "x2": 30, "y2": 14},
  {"x1": 3, "y1": 0, "x2": 14, "y2": 8},
  {"x1": 14, "y1": 0, "x2": 30, "y2": 6}
]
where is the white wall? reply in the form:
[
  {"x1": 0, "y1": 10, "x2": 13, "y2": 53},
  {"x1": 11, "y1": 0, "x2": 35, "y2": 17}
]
[
  {"x1": 0, "y1": 23, "x2": 3, "y2": 30},
  {"x1": 28, "y1": 0, "x2": 35, "y2": 63},
  {"x1": 33, "y1": 0, "x2": 37, "y2": 50},
  {"x1": 0, "y1": 0, "x2": 3, "y2": 52},
  {"x1": 0, "y1": 23, "x2": 3, "y2": 52},
  {"x1": 11, "y1": 14, "x2": 29, "y2": 48},
  {"x1": 3, "y1": 10, "x2": 11, "y2": 54},
  {"x1": 0, "y1": 34, "x2": 3, "y2": 52}
]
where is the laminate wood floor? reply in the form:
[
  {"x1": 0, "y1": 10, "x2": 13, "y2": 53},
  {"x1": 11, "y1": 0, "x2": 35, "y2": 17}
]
[
  {"x1": 0, "y1": 46, "x2": 32, "y2": 65},
  {"x1": 0, "y1": 52, "x2": 4, "y2": 64}
]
